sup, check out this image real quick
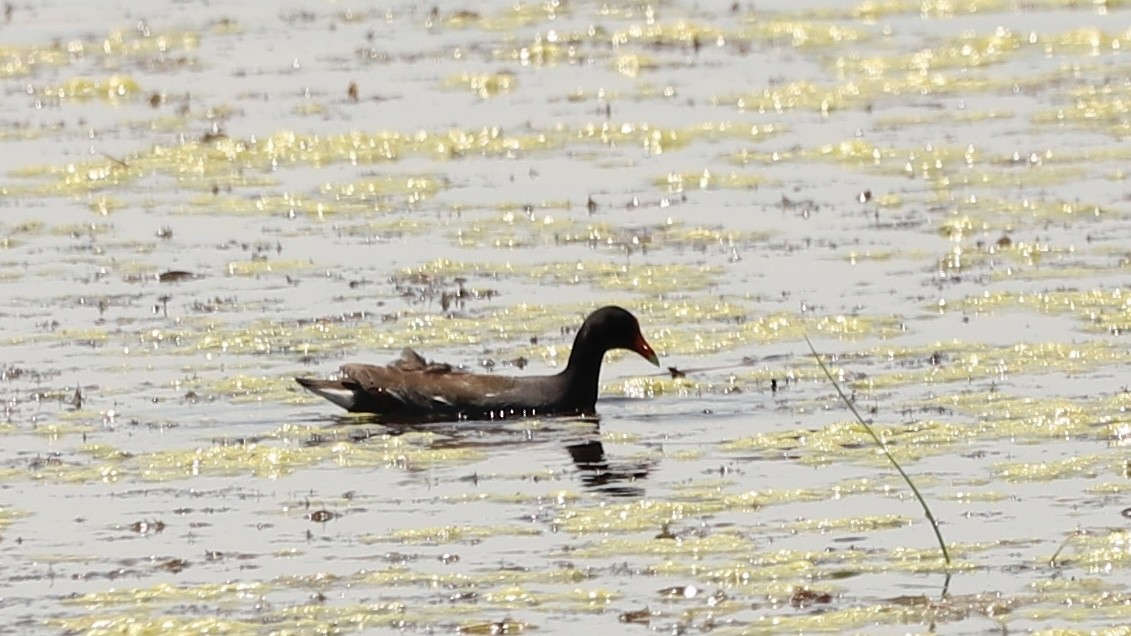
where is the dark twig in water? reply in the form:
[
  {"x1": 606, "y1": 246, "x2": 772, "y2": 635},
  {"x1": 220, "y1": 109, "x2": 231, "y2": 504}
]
[
  {"x1": 98, "y1": 152, "x2": 129, "y2": 168},
  {"x1": 1049, "y1": 529, "x2": 1085, "y2": 567},
  {"x1": 805, "y1": 335, "x2": 951, "y2": 567}
]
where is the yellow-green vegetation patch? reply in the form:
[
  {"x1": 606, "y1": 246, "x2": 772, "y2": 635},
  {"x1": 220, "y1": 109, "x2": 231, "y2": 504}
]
[
  {"x1": 721, "y1": 418, "x2": 993, "y2": 467},
  {"x1": 0, "y1": 44, "x2": 70, "y2": 80},
  {"x1": 443, "y1": 72, "x2": 516, "y2": 99},
  {"x1": 602, "y1": 374, "x2": 731, "y2": 401},
  {"x1": 457, "y1": 214, "x2": 774, "y2": 253},
  {"x1": 941, "y1": 289, "x2": 1131, "y2": 333},
  {"x1": 858, "y1": 340, "x2": 1131, "y2": 390},
  {"x1": 785, "y1": 514, "x2": 910, "y2": 533},
  {"x1": 8, "y1": 120, "x2": 785, "y2": 202},
  {"x1": 1, "y1": 27, "x2": 201, "y2": 80},
  {"x1": 189, "y1": 192, "x2": 343, "y2": 217},
  {"x1": 573, "y1": 260, "x2": 720, "y2": 291},
  {"x1": 53, "y1": 565, "x2": 616, "y2": 633},
  {"x1": 845, "y1": 249, "x2": 902, "y2": 263},
  {"x1": 805, "y1": 139, "x2": 1087, "y2": 189},
  {"x1": 873, "y1": 108, "x2": 1015, "y2": 130},
  {"x1": 401, "y1": 257, "x2": 724, "y2": 294},
  {"x1": 366, "y1": 523, "x2": 542, "y2": 545},
  {"x1": 224, "y1": 258, "x2": 319, "y2": 277},
  {"x1": 431, "y1": 2, "x2": 567, "y2": 31},
  {"x1": 659, "y1": 168, "x2": 775, "y2": 192},
  {"x1": 943, "y1": 489, "x2": 1010, "y2": 503},
  {"x1": 737, "y1": 18, "x2": 865, "y2": 48},
  {"x1": 661, "y1": 542, "x2": 961, "y2": 584},
  {"x1": 351, "y1": 563, "x2": 602, "y2": 590},
  {"x1": 647, "y1": 311, "x2": 901, "y2": 358},
  {"x1": 746, "y1": 595, "x2": 1007, "y2": 632},
  {"x1": 131, "y1": 320, "x2": 309, "y2": 358},
  {"x1": 925, "y1": 387, "x2": 1128, "y2": 443},
  {"x1": 25, "y1": 420, "x2": 97, "y2": 440},
  {"x1": 843, "y1": 28, "x2": 1021, "y2": 75},
  {"x1": 0, "y1": 505, "x2": 30, "y2": 530},
  {"x1": 324, "y1": 174, "x2": 443, "y2": 206},
  {"x1": 292, "y1": 101, "x2": 326, "y2": 117},
  {"x1": 718, "y1": 80, "x2": 870, "y2": 115},
  {"x1": 117, "y1": 441, "x2": 330, "y2": 481},
  {"x1": 63, "y1": 580, "x2": 266, "y2": 609},
  {"x1": 850, "y1": 0, "x2": 1013, "y2": 20},
  {"x1": 1043, "y1": 530, "x2": 1131, "y2": 573},
  {"x1": 19, "y1": 426, "x2": 485, "y2": 484},
  {"x1": 288, "y1": 307, "x2": 568, "y2": 359},
  {"x1": 993, "y1": 453, "x2": 1119, "y2": 483},
  {"x1": 571, "y1": 532, "x2": 758, "y2": 561},
  {"x1": 50, "y1": 221, "x2": 114, "y2": 238},
  {"x1": 331, "y1": 431, "x2": 488, "y2": 470},
  {"x1": 1036, "y1": 86, "x2": 1131, "y2": 139},
  {"x1": 436, "y1": 487, "x2": 577, "y2": 506},
  {"x1": 10, "y1": 156, "x2": 140, "y2": 196},
  {"x1": 938, "y1": 197, "x2": 1115, "y2": 241},
  {"x1": 335, "y1": 217, "x2": 436, "y2": 239},
  {"x1": 50, "y1": 615, "x2": 262, "y2": 636},
  {"x1": 607, "y1": 19, "x2": 724, "y2": 51},
  {"x1": 555, "y1": 493, "x2": 767, "y2": 536},
  {"x1": 690, "y1": 549, "x2": 832, "y2": 586},
  {"x1": 88, "y1": 196, "x2": 126, "y2": 216},
  {"x1": 39, "y1": 74, "x2": 142, "y2": 102}
]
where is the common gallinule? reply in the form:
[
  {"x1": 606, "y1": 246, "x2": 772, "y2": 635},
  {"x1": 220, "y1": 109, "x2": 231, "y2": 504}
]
[{"x1": 295, "y1": 305, "x2": 659, "y2": 422}]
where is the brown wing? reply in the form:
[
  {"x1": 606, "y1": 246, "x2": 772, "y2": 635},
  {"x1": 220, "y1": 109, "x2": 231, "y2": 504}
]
[{"x1": 339, "y1": 351, "x2": 536, "y2": 420}]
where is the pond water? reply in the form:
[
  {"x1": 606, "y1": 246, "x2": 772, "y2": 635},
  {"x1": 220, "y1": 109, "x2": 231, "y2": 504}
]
[{"x1": 2, "y1": 0, "x2": 1130, "y2": 633}]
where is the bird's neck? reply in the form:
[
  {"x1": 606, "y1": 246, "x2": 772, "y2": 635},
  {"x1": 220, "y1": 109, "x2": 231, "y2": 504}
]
[{"x1": 557, "y1": 344, "x2": 607, "y2": 408}]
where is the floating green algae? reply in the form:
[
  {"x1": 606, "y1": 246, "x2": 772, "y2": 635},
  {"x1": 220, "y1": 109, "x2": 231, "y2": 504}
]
[
  {"x1": 659, "y1": 168, "x2": 776, "y2": 192},
  {"x1": 721, "y1": 419, "x2": 978, "y2": 467},
  {"x1": 993, "y1": 453, "x2": 1119, "y2": 483},
  {"x1": 847, "y1": 28, "x2": 1022, "y2": 74},
  {"x1": 804, "y1": 138, "x2": 1088, "y2": 189},
  {"x1": 853, "y1": 340, "x2": 1131, "y2": 391},
  {"x1": 9, "y1": 155, "x2": 140, "y2": 196},
  {"x1": 52, "y1": 565, "x2": 626, "y2": 634},
  {"x1": 873, "y1": 108, "x2": 1016, "y2": 130},
  {"x1": 923, "y1": 388, "x2": 1128, "y2": 443},
  {"x1": 940, "y1": 289, "x2": 1131, "y2": 333},
  {"x1": 1, "y1": 27, "x2": 202, "y2": 81},
  {"x1": 367, "y1": 523, "x2": 542, "y2": 545},
  {"x1": 39, "y1": 74, "x2": 142, "y2": 102},
  {"x1": 27, "y1": 420, "x2": 98, "y2": 440},
  {"x1": 400, "y1": 257, "x2": 724, "y2": 293},
  {"x1": 443, "y1": 71, "x2": 516, "y2": 99},
  {"x1": 718, "y1": 79, "x2": 870, "y2": 115},
  {"x1": 1036, "y1": 79, "x2": 1131, "y2": 139},
  {"x1": 1043, "y1": 530, "x2": 1131, "y2": 573},
  {"x1": 50, "y1": 615, "x2": 264, "y2": 636},
  {"x1": 14, "y1": 426, "x2": 487, "y2": 484},
  {"x1": 223, "y1": 258, "x2": 320, "y2": 278},
  {"x1": 8, "y1": 120, "x2": 784, "y2": 203},
  {"x1": 0, "y1": 505, "x2": 30, "y2": 531},
  {"x1": 547, "y1": 482, "x2": 928, "y2": 539},
  {"x1": 452, "y1": 214, "x2": 774, "y2": 253},
  {"x1": 937, "y1": 196, "x2": 1116, "y2": 239},
  {"x1": 645, "y1": 311, "x2": 903, "y2": 359}
]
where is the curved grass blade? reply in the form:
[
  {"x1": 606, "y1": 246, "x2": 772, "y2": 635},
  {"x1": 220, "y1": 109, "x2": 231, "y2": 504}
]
[{"x1": 804, "y1": 335, "x2": 951, "y2": 566}]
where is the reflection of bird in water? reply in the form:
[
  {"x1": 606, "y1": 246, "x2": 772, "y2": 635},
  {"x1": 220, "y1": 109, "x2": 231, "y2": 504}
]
[
  {"x1": 566, "y1": 438, "x2": 652, "y2": 498},
  {"x1": 295, "y1": 416, "x2": 654, "y2": 497}
]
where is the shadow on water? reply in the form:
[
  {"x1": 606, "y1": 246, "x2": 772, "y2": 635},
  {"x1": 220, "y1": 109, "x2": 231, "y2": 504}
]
[{"x1": 298, "y1": 414, "x2": 656, "y2": 498}]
